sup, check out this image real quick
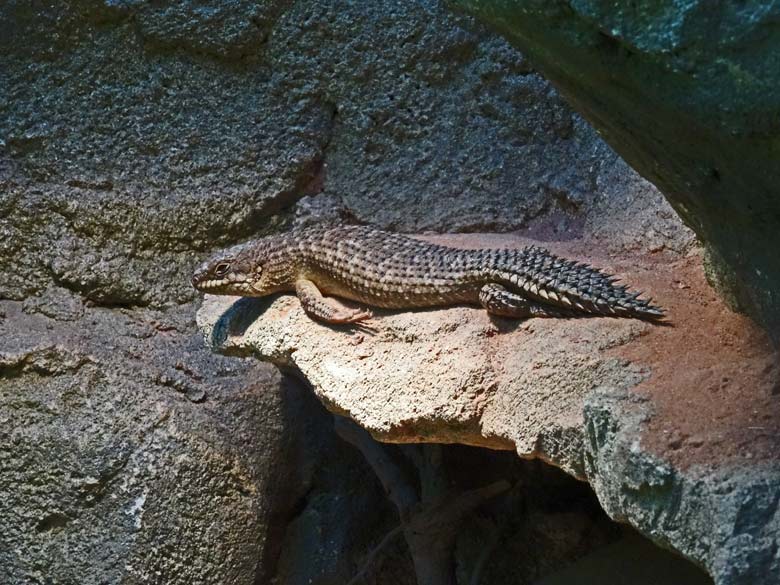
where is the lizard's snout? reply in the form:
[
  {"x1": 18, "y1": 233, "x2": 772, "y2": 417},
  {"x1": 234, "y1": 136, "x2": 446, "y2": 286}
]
[{"x1": 191, "y1": 268, "x2": 207, "y2": 290}]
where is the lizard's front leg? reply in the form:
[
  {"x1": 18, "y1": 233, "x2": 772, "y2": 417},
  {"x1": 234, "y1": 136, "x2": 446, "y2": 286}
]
[{"x1": 295, "y1": 279, "x2": 373, "y2": 324}]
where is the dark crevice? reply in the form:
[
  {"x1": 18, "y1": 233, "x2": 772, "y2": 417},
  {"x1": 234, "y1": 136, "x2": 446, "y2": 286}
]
[
  {"x1": 239, "y1": 100, "x2": 340, "y2": 238},
  {"x1": 263, "y1": 415, "x2": 714, "y2": 585},
  {"x1": 46, "y1": 270, "x2": 149, "y2": 311},
  {"x1": 36, "y1": 512, "x2": 71, "y2": 532}
]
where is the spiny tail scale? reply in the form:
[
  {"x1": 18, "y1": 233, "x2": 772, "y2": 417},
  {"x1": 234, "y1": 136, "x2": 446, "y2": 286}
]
[{"x1": 499, "y1": 246, "x2": 664, "y2": 320}]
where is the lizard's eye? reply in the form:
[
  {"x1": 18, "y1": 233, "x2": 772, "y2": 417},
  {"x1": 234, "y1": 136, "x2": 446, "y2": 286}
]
[{"x1": 214, "y1": 262, "x2": 231, "y2": 277}]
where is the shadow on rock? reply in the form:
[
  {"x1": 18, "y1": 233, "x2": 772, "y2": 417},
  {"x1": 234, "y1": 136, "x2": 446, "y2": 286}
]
[{"x1": 211, "y1": 295, "x2": 280, "y2": 346}]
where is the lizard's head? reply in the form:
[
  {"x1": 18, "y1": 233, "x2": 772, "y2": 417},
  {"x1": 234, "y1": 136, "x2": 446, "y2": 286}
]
[{"x1": 191, "y1": 242, "x2": 265, "y2": 296}]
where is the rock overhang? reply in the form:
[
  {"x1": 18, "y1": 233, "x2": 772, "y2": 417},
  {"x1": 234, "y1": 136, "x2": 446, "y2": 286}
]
[{"x1": 197, "y1": 232, "x2": 780, "y2": 584}]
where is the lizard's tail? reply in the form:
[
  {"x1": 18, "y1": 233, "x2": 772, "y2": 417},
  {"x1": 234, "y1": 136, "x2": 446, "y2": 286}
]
[{"x1": 496, "y1": 246, "x2": 665, "y2": 320}]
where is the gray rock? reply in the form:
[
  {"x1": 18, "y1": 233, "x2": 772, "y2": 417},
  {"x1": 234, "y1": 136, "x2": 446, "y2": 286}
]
[
  {"x1": 0, "y1": 300, "x2": 292, "y2": 584},
  {"x1": 585, "y1": 389, "x2": 780, "y2": 585},
  {"x1": 1, "y1": 0, "x2": 742, "y2": 582}
]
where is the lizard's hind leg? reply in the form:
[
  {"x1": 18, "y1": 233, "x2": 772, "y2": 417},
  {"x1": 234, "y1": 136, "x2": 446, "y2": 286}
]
[
  {"x1": 479, "y1": 283, "x2": 570, "y2": 319},
  {"x1": 295, "y1": 279, "x2": 373, "y2": 324}
]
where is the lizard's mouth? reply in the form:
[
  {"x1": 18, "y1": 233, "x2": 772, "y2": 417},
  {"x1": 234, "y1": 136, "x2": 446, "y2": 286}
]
[
  {"x1": 191, "y1": 268, "x2": 231, "y2": 291},
  {"x1": 192, "y1": 277, "x2": 227, "y2": 291},
  {"x1": 192, "y1": 273, "x2": 225, "y2": 292},
  {"x1": 191, "y1": 273, "x2": 257, "y2": 296}
]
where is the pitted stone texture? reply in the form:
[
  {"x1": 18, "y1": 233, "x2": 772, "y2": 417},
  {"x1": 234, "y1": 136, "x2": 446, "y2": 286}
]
[
  {"x1": 197, "y1": 232, "x2": 779, "y2": 585},
  {"x1": 0, "y1": 299, "x2": 294, "y2": 584},
  {"x1": 584, "y1": 390, "x2": 780, "y2": 585}
]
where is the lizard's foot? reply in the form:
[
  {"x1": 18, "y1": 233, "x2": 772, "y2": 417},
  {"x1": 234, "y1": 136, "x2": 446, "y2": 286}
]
[
  {"x1": 295, "y1": 279, "x2": 375, "y2": 326},
  {"x1": 480, "y1": 282, "x2": 574, "y2": 319},
  {"x1": 330, "y1": 307, "x2": 374, "y2": 324}
]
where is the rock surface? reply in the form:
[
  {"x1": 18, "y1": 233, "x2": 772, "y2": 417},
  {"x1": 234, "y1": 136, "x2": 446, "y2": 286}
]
[
  {"x1": 0, "y1": 299, "x2": 289, "y2": 584},
  {"x1": 450, "y1": 0, "x2": 780, "y2": 344},
  {"x1": 0, "y1": 295, "x2": 418, "y2": 584},
  {"x1": 198, "y1": 233, "x2": 780, "y2": 585}
]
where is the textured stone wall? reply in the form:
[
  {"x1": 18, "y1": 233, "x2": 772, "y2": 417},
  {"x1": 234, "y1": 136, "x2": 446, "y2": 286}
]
[{"x1": 0, "y1": 302, "x2": 291, "y2": 583}]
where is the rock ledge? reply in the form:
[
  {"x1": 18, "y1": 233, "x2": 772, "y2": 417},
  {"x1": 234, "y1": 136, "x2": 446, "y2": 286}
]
[{"x1": 198, "y1": 233, "x2": 780, "y2": 585}]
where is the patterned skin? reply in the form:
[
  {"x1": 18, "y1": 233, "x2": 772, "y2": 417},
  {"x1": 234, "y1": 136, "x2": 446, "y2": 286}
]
[{"x1": 192, "y1": 225, "x2": 664, "y2": 324}]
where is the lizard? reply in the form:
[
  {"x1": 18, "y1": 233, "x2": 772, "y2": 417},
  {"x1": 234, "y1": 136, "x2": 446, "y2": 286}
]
[{"x1": 191, "y1": 224, "x2": 664, "y2": 325}]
